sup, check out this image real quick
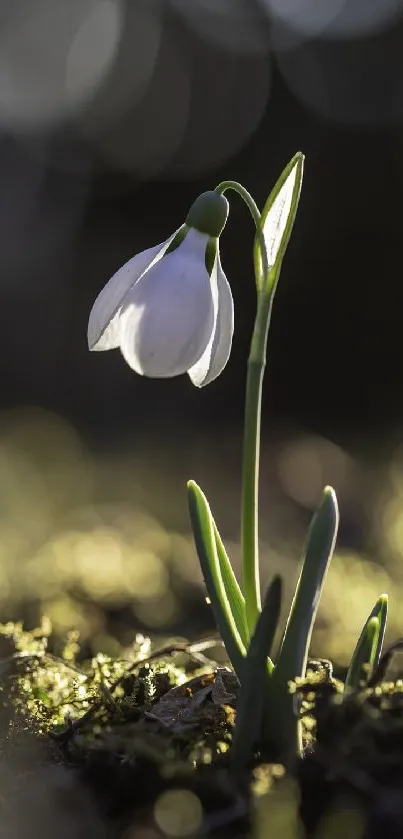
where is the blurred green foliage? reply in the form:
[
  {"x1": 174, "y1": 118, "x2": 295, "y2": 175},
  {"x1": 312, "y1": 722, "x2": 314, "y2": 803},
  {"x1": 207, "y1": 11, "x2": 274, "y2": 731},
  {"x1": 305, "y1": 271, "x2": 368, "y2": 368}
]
[{"x1": 0, "y1": 406, "x2": 402, "y2": 666}]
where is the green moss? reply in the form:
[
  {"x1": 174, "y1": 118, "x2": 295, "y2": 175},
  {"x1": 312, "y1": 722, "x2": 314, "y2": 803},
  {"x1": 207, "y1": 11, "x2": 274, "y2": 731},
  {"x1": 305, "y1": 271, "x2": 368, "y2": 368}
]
[
  {"x1": 3, "y1": 621, "x2": 403, "y2": 838},
  {"x1": 0, "y1": 620, "x2": 237, "y2": 771}
]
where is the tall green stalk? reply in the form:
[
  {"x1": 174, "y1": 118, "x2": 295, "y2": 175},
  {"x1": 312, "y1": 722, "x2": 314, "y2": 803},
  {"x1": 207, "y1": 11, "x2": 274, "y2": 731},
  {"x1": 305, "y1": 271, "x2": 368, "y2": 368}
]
[
  {"x1": 215, "y1": 155, "x2": 304, "y2": 637},
  {"x1": 214, "y1": 181, "x2": 269, "y2": 635},
  {"x1": 240, "y1": 292, "x2": 273, "y2": 633}
]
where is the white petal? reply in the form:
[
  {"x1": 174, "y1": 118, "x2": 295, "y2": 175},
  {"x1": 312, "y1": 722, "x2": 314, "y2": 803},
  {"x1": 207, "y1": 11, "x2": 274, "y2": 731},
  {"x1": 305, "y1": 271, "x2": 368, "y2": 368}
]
[
  {"x1": 118, "y1": 229, "x2": 215, "y2": 377},
  {"x1": 87, "y1": 228, "x2": 181, "y2": 351},
  {"x1": 188, "y1": 251, "x2": 233, "y2": 387}
]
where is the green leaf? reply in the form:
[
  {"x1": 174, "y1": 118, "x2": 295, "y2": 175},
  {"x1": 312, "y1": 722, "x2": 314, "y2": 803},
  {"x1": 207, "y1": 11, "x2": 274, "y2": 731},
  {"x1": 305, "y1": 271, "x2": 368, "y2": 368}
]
[
  {"x1": 345, "y1": 594, "x2": 388, "y2": 692},
  {"x1": 231, "y1": 576, "x2": 282, "y2": 776},
  {"x1": 264, "y1": 486, "x2": 339, "y2": 757},
  {"x1": 345, "y1": 617, "x2": 380, "y2": 692},
  {"x1": 212, "y1": 519, "x2": 249, "y2": 648},
  {"x1": 187, "y1": 480, "x2": 246, "y2": 677},
  {"x1": 187, "y1": 477, "x2": 249, "y2": 649},
  {"x1": 276, "y1": 487, "x2": 339, "y2": 683},
  {"x1": 254, "y1": 152, "x2": 304, "y2": 293},
  {"x1": 371, "y1": 593, "x2": 388, "y2": 671}
]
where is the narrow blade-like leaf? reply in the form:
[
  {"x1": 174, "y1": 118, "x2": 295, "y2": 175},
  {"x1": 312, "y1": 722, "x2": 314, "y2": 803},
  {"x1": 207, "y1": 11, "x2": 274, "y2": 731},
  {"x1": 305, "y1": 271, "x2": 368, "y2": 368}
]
[
  {"x1": 264, "y1": 486, "x2": 339, "y2": 757},
  {"x1": 187, "y1": 480, "x2": 246, "y2": 677},
  {"x1": 212, "y1": 519, "x2": 249, "y2": 648},
  {"x1": 371, "y1": 593, "x2": 388, "y2": 671},
  {"x1": 344, "y1": 617, "x2": 380, "y2": 692},
  {"x1": 345, "y1": 594, "x2": 388, "y2": 691},
  {"x1": 276, "y1": 486, "x2": 339, "y2": 682},
  {"x1": 231, "y1": 576, "x2": 282, "y2": 775}
]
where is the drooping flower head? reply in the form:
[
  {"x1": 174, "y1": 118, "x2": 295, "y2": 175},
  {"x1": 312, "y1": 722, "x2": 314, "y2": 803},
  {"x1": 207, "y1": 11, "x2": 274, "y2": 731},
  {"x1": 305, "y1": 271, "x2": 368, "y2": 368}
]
[{"x1": 87, "y1": 191, "x2": 233, "y2": 387}]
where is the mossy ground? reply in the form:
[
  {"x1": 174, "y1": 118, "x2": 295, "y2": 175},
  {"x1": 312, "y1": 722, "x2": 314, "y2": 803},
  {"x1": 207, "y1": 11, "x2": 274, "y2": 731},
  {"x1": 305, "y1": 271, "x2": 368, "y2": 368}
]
[{"x1": 1, "y1": 622, "x2": 403, "y2": 839}]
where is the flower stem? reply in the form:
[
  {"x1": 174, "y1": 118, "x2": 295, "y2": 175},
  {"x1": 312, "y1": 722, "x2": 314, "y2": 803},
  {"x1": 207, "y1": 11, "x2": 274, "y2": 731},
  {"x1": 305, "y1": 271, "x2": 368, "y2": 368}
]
[
  {"x1": 241, "y1": 291, "x2": 273, "y2": 633},
  {"x1": 214, "y1": 181, "x2": 268, "y2": 289},
  {"x1": 215, "y1": 179, "x2": 272, "y2": 637}
]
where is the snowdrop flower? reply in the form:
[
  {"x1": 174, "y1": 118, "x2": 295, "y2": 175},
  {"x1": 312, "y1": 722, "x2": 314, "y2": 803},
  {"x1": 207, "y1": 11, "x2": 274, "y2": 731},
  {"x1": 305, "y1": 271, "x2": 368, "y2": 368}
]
[{"x1": 87, "y1": 191, "x2": 233, "y2": 387}]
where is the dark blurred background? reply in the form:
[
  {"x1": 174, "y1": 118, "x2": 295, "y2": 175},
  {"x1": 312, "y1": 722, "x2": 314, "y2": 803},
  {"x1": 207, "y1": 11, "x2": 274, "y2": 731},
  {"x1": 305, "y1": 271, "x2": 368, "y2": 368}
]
[{"x1": 1, "y1": 0, "x2": 403, "y2": 665}]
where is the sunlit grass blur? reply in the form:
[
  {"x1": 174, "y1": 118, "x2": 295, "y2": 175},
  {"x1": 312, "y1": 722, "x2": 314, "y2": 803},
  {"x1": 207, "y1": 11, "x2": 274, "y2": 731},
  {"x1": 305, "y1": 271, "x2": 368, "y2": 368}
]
[{"x1": 0, "y1": 406, "x2": 402, "y2": 667}]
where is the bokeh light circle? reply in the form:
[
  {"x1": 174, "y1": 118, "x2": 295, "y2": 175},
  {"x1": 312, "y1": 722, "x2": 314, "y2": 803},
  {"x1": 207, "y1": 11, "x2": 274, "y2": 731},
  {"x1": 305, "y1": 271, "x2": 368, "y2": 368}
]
[
  {"x1": 0, "y1": 0, "x2": 123, "y2": 130},
  {"x1": 171, "y1": 0, "x2": 270, "y2": 54},
  {"x1": 273, "y1": 30, "x2": 403, "y2": 125},
  {"x1": 262, "y1": 0, "x2": 403, "y2": 42}
]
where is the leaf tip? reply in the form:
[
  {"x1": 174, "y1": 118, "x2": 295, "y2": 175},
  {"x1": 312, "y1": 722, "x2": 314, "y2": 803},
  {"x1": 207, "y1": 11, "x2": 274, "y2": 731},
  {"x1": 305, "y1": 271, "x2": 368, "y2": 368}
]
[
  {"x1": 290, "y1": 151, "x2": 305, "y2": 182},
  {"x1": 321, "y1": 484, "x2": 339, "y2": 516},
  {"x1": 293, "y1": 150, "x2": 305, "y2": 167}
]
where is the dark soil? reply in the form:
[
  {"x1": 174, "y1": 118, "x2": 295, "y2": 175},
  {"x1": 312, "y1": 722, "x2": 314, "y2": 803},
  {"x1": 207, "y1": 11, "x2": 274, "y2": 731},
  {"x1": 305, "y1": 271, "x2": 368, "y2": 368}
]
[{"x1": 1, "y1": 622, "x2": 403, "y2": 839}]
